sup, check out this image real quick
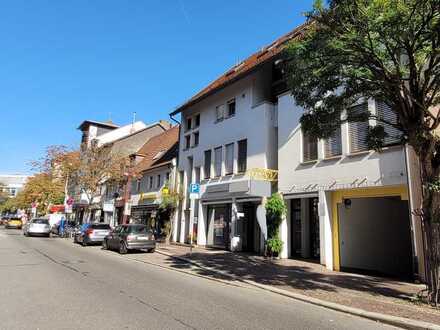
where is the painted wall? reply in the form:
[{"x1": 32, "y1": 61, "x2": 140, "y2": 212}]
[{"x1": 277, "y1": 93, "x2": 408, "y2": 194}]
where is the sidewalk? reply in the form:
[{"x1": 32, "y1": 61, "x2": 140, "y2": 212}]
[{"x1": 156, "y1": 243, "x2": 440, "y2": 326}]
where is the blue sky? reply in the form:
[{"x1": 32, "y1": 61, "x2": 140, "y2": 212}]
[{"x1": 0, "y1": 0, "x2": 313, "y2": 174}]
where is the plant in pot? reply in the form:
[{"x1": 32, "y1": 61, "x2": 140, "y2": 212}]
[{"x1": 265, "y1": 193, "x2": 286, "y2": 259}]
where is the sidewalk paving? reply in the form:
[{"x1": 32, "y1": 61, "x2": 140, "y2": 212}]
[{"x1": 156, "y1": 243, "x2": 440, "y2": 325}]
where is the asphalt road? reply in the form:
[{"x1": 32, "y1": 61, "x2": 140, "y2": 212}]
[{"x1": 0, "y1": 228, "x2": 399, "y2": 330}]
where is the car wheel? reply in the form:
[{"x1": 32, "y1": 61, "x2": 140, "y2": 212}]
[
  {"x1": 102, "y1": 239, "x2": 108, "y2": 250},
  {"x1": 148, "y1": 248, "x2": 155, "y2": 253},
  {"x1": 82, "y1": 239, "x2": 87, "y2": 247},
  {"x1": 119, "y1": 241, "x2": 127, "y2": 254}
]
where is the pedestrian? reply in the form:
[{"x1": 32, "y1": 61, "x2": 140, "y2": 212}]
[{"x1": 59, "y1": 216, "x2": 66, "y2": 237}]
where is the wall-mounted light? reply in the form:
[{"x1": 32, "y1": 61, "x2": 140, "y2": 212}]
[{"x1": 343, "y1": 198, "x2": 352, "y2": 209}]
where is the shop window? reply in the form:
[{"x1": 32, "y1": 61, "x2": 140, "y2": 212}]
[
  {"x1": 156, "y1": 175, "x2": 161, "y2": 188},
  {"x1": 149, "y1": 176, "x2": 153, "y2": 190},
  {"x1": 302, "y1": 131, "x2": 318, "y2": 162},
  {"x1": 204, "y1": 150, "x2": 212, "y2": 179},
  {"x1": 324, "y1": 127, "x2": 342, "y2": 158},
  {"x1": 225, "y1": 143, "x2": 234, "y2": 175},
  {"x1": 237, "y1": 139, "x2": 247, "y2": 173},
  {"x1": 136, "y1": 179, "x2": 141, "y2": 192},
  {"x1": 214, "y1": 147, "x2": 222, "y2": 177},
  {"x1": 166, "y1": 172, "x2": 170, "y2": 182},
  {"x1": 227, "y1": 99, "x2": 236, "y2": 117}
]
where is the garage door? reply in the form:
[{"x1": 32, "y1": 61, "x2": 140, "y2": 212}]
[{"x1": 338, "y1": 196, "x2": 412, "y2": 278}]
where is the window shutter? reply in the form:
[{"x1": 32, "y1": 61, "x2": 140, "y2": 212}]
[
  {"x1": 348, "y1": 103, "x2": 369, "y2": 153},
  {"x1": 302, "y1": 132, "x2": 318, "y2": 162},
  {"x1": 214, "y1": 147, "x2": 222, "y2": 177},
  {"x1": 376, "y1": 101, "x2": 401, "y2": 146},
  {"x1": 324, "y1": 127, "x2": 342, "y2": 158},
  {"x1": 237, "y1": 139, "x2": 247, "y2": 173},
  {"x1": 225, "y1": 143, "x2": 234, "y2": 174},
  {"x1": 204, "y1": 150, "x2": 211, "y2": 179}
]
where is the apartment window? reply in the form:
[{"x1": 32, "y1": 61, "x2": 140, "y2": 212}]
[
  {"x1": 193, "y1": 132, "x2": 199, "y2": 147},
  {"x1": 157, "y1": 174, "x2": 161, "y2": 188},
  {"x1": 216, "y1": 105, "x2": 225, "y2": 122},
  {"x1": 149, "y1": 176, "x2": 153, "y2": 189},
  {"x1": 186, "y1": 117, "x2": 192, "y2": 131},
  {"x1": 348, "y1": 103, "x2": 370, "y2": 153},
  {"x1": 237, "y1": 139, "x2": 247, "y2": 173},
  {"x1": 185, "y1": 135, "x2": 191, "y2": 149},
  {"x1": 204, "y1": 150, "x2": 212, "y2": 179},
  {"x1": 214, "y1": 147, "x2": 222, "y2": 177},
  {"x1": 227, "y1": 99, "x2": 236, "y2": 117},
  {"x1": 166, "y1": 172, "x2": 170, "y2": 182},
  {"x1": 136, "y1": 179, "x2": 141, "y2": 192},
  {"x1": 194, "y1": 114, "x2": 200, "y2": 128},
  {"x1": 225, "y1": 143, "x2": 234, "y2": 175},
  {"x1": 302, "y1": 131, "x2": 318, "y2": 162},
  {"x1": 376, "y1": 101, "x2": 401, "y2": 146},
  {"x1": 324, "y1": 127, "x2": 342, "y2": 158}
]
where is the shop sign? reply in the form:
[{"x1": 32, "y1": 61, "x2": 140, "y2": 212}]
[
  {"x1": 247, "y1": 168, "x2": 278, "y2": 182},
  {"x1": 103, "y1": 202, "x2": 114, "y2": 212}
]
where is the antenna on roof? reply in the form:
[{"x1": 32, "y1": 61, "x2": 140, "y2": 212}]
[{"x1": 131, "y1": 112, "x2": 137, "y2": 133}]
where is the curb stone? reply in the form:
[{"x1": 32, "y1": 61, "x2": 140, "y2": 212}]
[{"x1": 156, "y1": 249, "x2": 440, "y2": 330}]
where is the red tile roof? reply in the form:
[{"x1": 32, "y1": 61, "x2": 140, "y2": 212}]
[
  {"x1": 170, "y1": 23, "x2": 309, "y2": 116},
  {"x1": 133, "y1": 125, "x2": 180, "y2": 174}
]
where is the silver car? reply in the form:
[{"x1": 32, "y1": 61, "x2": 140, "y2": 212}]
[
  {"x1": 23, "y1": 218, "x2": 51, "y2": 237},
  {"x1": 74, "y1": 223, "x2": 112, "y2": 246}
]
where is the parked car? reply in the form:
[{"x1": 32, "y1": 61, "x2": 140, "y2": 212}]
[
  {"x1": 0, "y1": 215, "x2": 9, "y2": 225},
  {"x1": 103, "y1": 224, "x2": 156, "y2": 254},
  {"x1": 23, "y1": 218, "x2": 51, "y2": 237},
  {"x1": 5, "y1": 217, "x2": 22, "y2": 229},
  {"x1": 74, "y1": 223, "x2": 112, "y2": 246}
]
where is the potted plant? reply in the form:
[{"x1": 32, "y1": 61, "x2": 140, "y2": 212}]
[{"x1": 265, "y1": 193, "x2": 287, "y2": 259}]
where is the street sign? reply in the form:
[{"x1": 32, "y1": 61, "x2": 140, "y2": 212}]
[
  {"x1": 189, "y1": 183, "x2": 200, "y2": 194},
  {"x1": 189, "y1": 183, "x2": 200, "y2": 200}
]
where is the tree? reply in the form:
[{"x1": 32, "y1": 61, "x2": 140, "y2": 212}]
[
  {"x1": 284, "y1": 0, "x2": 439, "y2": 303},
  {"x1": 75, "y1": 143, "x2": 128, "y2": 217},
  {"x1": 16, "y1": 173, "x2": 65, "y2": 214}
]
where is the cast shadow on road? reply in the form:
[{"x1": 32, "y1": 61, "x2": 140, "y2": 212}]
[{"x1": 161, "y1": 250, "x2": 417, "y2": 301}]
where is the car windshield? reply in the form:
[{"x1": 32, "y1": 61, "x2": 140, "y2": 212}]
[
  {"x1": 91, "y1": 224, "x2": 111, "y2": 230},
  {"x1": 128, "y1": 225, "x2": 150, "y2": 234},
  {"x1": 33, "y1": 219, "x2": 49, "y2": 224}
]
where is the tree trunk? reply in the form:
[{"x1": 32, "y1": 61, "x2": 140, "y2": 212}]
[{"x1": 418, "y1": 151, "x2": 440, "y2": 305}]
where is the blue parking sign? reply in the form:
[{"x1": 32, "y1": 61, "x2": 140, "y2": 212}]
[{"x1": 189, "y1": 183, "x2": 200, "y2": 194}]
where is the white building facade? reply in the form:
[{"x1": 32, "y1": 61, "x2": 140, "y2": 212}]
[{"x1": 172, "y1": 66, "x2": 279, "y2": 253}]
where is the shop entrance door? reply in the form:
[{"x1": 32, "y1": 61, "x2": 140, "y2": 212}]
[
  {"x1": 208, "y1": 205, "x2": 231, "y2": 249},
  {"x1": 242, "y1": 203, "x2": 256, "y2": 252}
]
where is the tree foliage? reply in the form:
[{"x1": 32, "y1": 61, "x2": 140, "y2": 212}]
[
  {"x1": 285, "y1": 0, "x2": 440, "y2": 304},
  {"x1": 75, "y1": 143, "x2": 128, "y2": 207}
]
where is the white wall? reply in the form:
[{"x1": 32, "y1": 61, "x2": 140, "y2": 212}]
[
  {"x1": 277, "y1": 93, "x2": 408, "y2": 194},
  {"x1": 96, "y1": 121, "x2": 147, "y2": 146},
  {"x1": 178, "y1": 72, "x2": 276, "y2": 175}
]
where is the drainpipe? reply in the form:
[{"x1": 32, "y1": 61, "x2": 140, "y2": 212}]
[
  {"x1": 404, "y1": 143, "x2": 422, "y2": 282},
  {"x1": 170, "y1": 112, "x2": 182, "y2": 243}
]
